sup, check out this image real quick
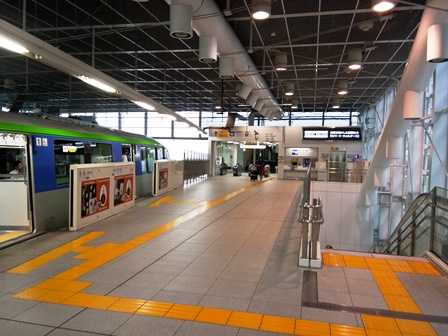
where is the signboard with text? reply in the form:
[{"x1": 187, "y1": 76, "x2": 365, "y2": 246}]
[{"x1": 303, "y1": 127, "x2": 362, "y2": 141}]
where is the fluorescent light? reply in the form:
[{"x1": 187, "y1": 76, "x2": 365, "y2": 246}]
[
  {"x1": 1, "y1": 106, "x2": 10, "y2": 112},
  {"x1": 0, "y1": 34, "x2": 29, "y2": 54},
  {"x1": 133, "y1": 100, "x2": 155, "y2": 111},
  {"x1": 332, "y1": 105, "x2": 340, "y2": 109},
  {"x1": 275, "y1": 66, "x2": 287, "y2": 71},
  {"x1": 285, "y1": 92, "x2": 294, "y2": 96},
  {"x1": 252, "y1": 10, "x2": 270, "y2": 20},
  {"x1": 372, "y1": 0, "x2": 396, "y2": 13},
  {"x1": 348, "y1": 63, "x2": 362, "y2": 71},
  {"x1": 76, "y1": 75, "x2": 117, "y2": 93},
  {"x1": 337, "y1": 90, "x2": 348, "y2": 96},
  {"x1": 291, "y1": 105, "x2": 298, "y2": 109},
  {"x1": 237, "y1": 104, "x2": 250, "y2": 107},
  {"x1": 215, "y1": 105, "x2": 222, "y2": 109}
]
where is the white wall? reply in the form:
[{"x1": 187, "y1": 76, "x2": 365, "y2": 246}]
[{"x1": 311, "y1": 181, "x2": 367, "y2": 251}]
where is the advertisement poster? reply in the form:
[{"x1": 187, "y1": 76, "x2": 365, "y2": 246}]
[
  {"x1": 114, "y1": 174, "x2": 134, "y2": 206},
  {"x1": 159, "y1": 168, "x2": 169, "y2": 190},
  {"x1": 81, "y1": 178, "x2": 110, "y2": 218}
]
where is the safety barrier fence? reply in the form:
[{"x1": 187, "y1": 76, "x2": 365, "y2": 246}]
[{"x1": 183, "y1": 151, "x2": 209, "y2": 183}]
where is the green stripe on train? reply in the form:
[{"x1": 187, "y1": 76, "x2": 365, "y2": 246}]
[{"x1": 0, "y1": 121, "x2": 159, "y2": 146}]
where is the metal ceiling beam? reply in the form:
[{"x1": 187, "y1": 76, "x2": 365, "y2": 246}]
[
  {"x1": 227, "y1": 6, "x2": 424, "y2": 22},
  {"x1": 27, "y1": 21, "x2": 169, "y2": 32}
]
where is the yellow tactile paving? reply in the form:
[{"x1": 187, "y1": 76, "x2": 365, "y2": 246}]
[
  {"x1": 63, "y1": 293, "x2": 119, "y2": 309},
  {"x1": 343, "y1": 255, "x2": 368, "y2": 269},
  {"x1": 165, "y1": 303, "x2": 202, "y2": 320},
  {"x1": 227, "y1": 311, "x2": 263, "y2": 329},
  {"x1": 259, "y1": 315, "x2": 296, "y2": 334},
  {"x1": 108, "y1": 298, "x2": 146, "y2": 313},
  {"x1": 195, "y1": 307, "x2": 232, "y2": 325},
  {"x1": 136, "y1": 301, "x2": 173, "y2": 317},
  {"x1": 395, "y1": 319, "x2": 438, "y2": 336},
  {"x1": 294, "y1": 320, "x2": 330, "y2": 336},
  {"x1": 331, "y1": 324, "x2": 366, "y2": 336}
]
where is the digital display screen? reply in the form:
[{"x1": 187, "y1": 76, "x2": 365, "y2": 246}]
[{"x1": 303, "y1": 127, "x2": 362, "y2": 141}]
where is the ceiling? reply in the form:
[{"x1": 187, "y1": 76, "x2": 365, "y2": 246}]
[{"x1": 0, "y1": 0, "x2": 426, "y2": 116}]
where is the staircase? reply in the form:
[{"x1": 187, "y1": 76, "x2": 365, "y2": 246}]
[{"x1": 381, "y1": 187, "x2": 448, "y2": 265}]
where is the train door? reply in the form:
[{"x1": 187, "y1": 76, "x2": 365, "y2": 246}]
[{"x1": 0, "y1": 133, "x2": 33, "y2": 244}]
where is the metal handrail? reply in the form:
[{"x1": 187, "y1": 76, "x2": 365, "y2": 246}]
[{"x1": 382, "y1": 187, "x2": 448, "y2": 264}]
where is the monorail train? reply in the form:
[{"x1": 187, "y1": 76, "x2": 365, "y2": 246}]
[{"x1": 0, "y1": 112, "x2": 168, "y2": 244}]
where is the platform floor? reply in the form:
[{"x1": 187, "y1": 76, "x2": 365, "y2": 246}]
[{"x1": 0, "y1": 176, "x2": 447, "y2": 336}]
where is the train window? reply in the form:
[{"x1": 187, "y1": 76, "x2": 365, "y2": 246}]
[
  {"x1": 156, "y1": 147, "x2": 164, "y2": 160},
  {"x1": 54, "y1": 140, "x2": 86, "y2": 185},
  {"x1": 140, "y1": 147, "x2": 148, "y2": 174},
  {"x1": 0, "y1": 134, "x2": 27, "y2": 180},
  {"x1": 147, "y1": 148, "x2": 155, "y2": 173},
  {"x1": 164, "y1": 148, "x2": 170, "y2": 160},
  {"x1": 122, "y1": 144, "x2": 132, "y2": 162},
  {"x1": 90, "y1": 143, "x2": 112, "y2": 163}
]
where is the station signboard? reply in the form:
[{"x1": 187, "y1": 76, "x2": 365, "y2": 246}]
[{"x1": 303, "y1": 127, "x2": 362, "y2": 141}]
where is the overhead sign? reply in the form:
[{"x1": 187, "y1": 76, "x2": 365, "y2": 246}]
[
  {"x1": 303, "y1": 127, "x2": 362, "y2": 141},
  {"x1": 286, "y1": 147, "x2": 317, "y2": 157}
]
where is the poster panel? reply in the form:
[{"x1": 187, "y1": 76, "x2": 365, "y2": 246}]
[
  {"x1": 159, "y1": 168, "x2": 169, "y2": 190},
  {"x1": 114, "y1": 174, "x2": 134, "y2": 206},
  {"x1": 81, "y1": 178, "x2": 110, "y2": 218}
]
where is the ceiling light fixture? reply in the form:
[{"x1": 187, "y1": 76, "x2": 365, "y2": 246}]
[
  {"x1": 371, "y1": 0, "x2": 397, "y2": 13},
  {"x1": 199, "y1": 35, "x2": 218, "y2": 63},
  {"x1": 337, "y1": 81, "x2": 349, "y2": 96},
  {"x1": 291, "y1": 105, "x2": 298, "y2": 109},
  {"x1": 170, "y1": 3, "x2": 193, "y2": 39},
  {"x1": 347, "y1": 48, "x2": 363, "y2": 71},
  {"x1": 251, "y1": 0, "x2": 271, "y2": 20},
  {"x1": 0, "y1": 34, "x2": 29, "y2": 54},
  {"x1": 274, "y1": 53, "x2": 288, "y2": 71},
  {"x1": 133, "y1": 100, "x2": 155, "y2": 111},
  {"x1": 332, "y1": 105, "x2": 340, "y2": 109},
  {"x1": 215, "y1": 105, "x2": 222, "y2": 109},
  {"x1": 284, "y1": 83, "x2": 295, "y2": 96},
  {"x1": 76, "y1": 75, "x2": 117, "y2": 94}
]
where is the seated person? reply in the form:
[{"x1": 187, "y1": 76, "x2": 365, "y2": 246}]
[{"x1": 9, "y1": 160, "x2": 24, "y2": 175}]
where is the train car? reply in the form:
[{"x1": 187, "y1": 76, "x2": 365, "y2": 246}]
[{"x1": 0, "y1": 112, "x2": 168, "y2": 245}]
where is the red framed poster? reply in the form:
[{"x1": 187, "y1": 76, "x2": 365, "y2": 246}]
[
  {"x1": 114, "y1": 174, "x2": 134, "y2": 206},
  {"x1": 80, "y1": 178, "x2": 110, "y2": 218}
]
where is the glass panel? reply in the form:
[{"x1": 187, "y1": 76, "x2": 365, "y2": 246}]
[
  {"x1": 54, "y1": 140, "x2": 86, "y2": 185},
  {"x1": 140, "y1": 147, "x2": 148, "y2": 174},
  {"x1": 90, "y1": 143, "x2": 112, "y2": 163}
]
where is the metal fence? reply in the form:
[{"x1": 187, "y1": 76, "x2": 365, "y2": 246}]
[{"x1": 183, "y1": 151, "x2": 209, "y2": 184}]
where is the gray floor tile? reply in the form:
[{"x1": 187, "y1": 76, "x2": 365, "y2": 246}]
[
  {"x1": 350, "y1": 293, "x2": 387, "y2": 309},
  {"x1": 301, "y1": 307, "x2": 359, "y2": 326},
  {"x1": 343, "y1": 268, "x2": 373, "y2": 281},
  {"x1": 248, "y1": 299, "x2": 300, "y2": 317},
  {"x1": 175, "y1": 321, "x2": 238, "y2": 336},
  {"x1": 346, "y1": 278, "x2": 381, "y2": 296},
  {"x1": 317, "y1": 274, "x2": 348, "y2": 293},
  {"x1": 237, "y1": 329, "x2": 281, "y2": 336},
  {"x1": 207, "y1": 279, "x2": 258, "y2": 299},
  {"x1": 0, "y1": 319, "x2": 52, "y2": 336},
  {"x1": 61, "y1": 308, "x2": 131, "y2": 334},
  {"x1": 252, "y1": 287, "x2": 299, "y2": 305},
  {"x1": 152, "y1": 290, "x2": 204, "y2": 305},
  {"x1": 109, "y1": 284, "x2": 161, "y2": 299},
  {"x1": 318, "y1": 289, "x2": 352, "y2": 306},
  {"x1": 0, "y1": 295, "x2": 39, "y2": 318},
  {"x1": 47, "y1": 329, "x2": 98, "y2": 336},
  {"x1": 15, "y1": 302, "x2": 83, "y2": 326},
  {"x1": 113, "y1": 315, "x2": 182, "y2": 336},
  {"x1": 200, "y1": 295, "x2": 250, "y2": 311},
  {"x1": 164, "y1": 275, "x2": 216, "y2": 295}
]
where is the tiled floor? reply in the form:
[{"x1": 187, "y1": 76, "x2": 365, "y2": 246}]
[{"x1": 0, "y1": 176, "x2": 447, "y2": 335}]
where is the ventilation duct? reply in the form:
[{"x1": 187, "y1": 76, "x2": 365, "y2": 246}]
[
  {"x1": 237, "y1": 84, "x2": 252, "y2": 100},
  {"x1": 170, "y1": 3, "x2": 193, "y2": 39},
  {"x1": 427, "y1": 24, "x2": 448, "y2": 63},
  {"x1": 219, "y1": 56, "x2": 234, "y2": 78},
  {"x1": 199, "y1": 35, "x2": 218, "y2": 63},
  {"x1": 225, "y1": 112, "x2": 237, "y2": 128},
  {"x1": 254, "y1": 99, "x2": 266, "y2": 112},
  {"x1": 164, "y1": 0, "x2": 280, "y2": 118}
]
